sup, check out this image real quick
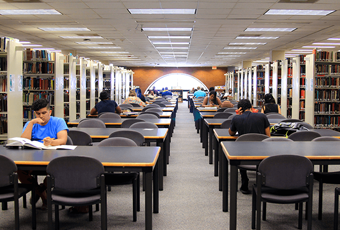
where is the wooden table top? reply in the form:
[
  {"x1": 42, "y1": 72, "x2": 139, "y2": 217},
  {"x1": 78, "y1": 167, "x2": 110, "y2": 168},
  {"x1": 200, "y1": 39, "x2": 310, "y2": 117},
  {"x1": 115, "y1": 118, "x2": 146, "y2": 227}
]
[{"x1": 68, "y1": 118, "x2": 171, "y2": 126}]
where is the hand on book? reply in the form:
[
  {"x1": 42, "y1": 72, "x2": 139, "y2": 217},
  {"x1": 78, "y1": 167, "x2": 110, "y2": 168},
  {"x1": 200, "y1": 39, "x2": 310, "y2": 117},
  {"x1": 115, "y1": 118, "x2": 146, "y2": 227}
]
[{"x1": 43, "y1": 137, "x2": 54, "y2": 146}]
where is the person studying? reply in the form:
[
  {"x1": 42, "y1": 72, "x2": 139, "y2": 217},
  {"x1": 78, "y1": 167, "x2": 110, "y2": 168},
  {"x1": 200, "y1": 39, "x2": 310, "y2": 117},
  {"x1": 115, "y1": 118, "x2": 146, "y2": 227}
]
[{"x1": 90, "y1": 91, "x2": 122, "y2": 115}]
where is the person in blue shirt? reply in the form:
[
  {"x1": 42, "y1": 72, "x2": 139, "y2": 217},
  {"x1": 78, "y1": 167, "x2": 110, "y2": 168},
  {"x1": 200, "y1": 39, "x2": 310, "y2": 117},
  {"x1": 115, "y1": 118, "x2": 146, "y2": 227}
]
[
  {"x1": 135, "y1": 88, "x2": 146, "y2": 102},
  {"x1": 193, "y1": 86, "x2": 206, "y2": 98},
  {"x1": 90, "y1": 91, "x2": 122, "y2": 115},
  {"x1": 20, "y1": 98, "x2": 69, "y2": 209},
  {"x1": 162, "y1": 87, "x2": 173, "y2": 96}
]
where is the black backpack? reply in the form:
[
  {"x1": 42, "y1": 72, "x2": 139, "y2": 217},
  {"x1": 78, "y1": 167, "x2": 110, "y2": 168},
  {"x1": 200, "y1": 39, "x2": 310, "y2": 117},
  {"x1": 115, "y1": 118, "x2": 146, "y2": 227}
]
[{"x1": 270, "y1": 122, "x2": 309, "y2": 137}]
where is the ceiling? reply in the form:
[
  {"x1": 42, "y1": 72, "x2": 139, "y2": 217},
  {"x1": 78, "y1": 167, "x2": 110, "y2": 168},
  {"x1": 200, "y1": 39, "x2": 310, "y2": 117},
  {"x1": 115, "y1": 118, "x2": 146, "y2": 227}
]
[{"x1": 1, "y1": 0, "x2": 340, "y2": 67}]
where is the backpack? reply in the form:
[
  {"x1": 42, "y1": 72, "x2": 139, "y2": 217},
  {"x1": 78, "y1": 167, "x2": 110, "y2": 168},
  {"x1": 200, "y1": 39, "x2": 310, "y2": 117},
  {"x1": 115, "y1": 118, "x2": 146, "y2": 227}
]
[{"x1": 270, "y1": 122, "x2": 309, "y2": 137}]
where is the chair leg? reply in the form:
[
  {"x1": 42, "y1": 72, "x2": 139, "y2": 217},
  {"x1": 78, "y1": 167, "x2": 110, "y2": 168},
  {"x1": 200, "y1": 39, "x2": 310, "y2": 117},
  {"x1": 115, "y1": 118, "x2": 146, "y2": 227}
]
[
  {"x1": 55, "y1": 205, "x2": 59, "y2": 230},
  {"x1": 23, "y1": 194, "x2": 27, "y2": 208},
  {"x1": 318, "y1": 180, "x2": 323, "y2": 220},
  {"x1": 89, "y1": 205, "x2": 93, "y2": 221},
  {"x1": 96, "y1": 204, "x2": 99, "y2": 212},
  {"x1": 295, "y1": 203, "x2": 298, "y2": 210},
  {"x1": 298, "y1": 202, "x2": 303, "y2": 229},
  {"x1": 251, "y1": 187, "x2": 256, "y2": 229},
  {"x1": 2, "y1": 201, "x2": 7, "y2": 210},
  {"x1": 108, "y1": 185, "x2": 111, "y2": 192},
  {"x1": 262, "y1": 202, "x2": 266, "y2": 221},
  {"x1": 335, "y1": 188, "x2": 339, "y2": 230},
  {"x1": 14, "y1": 194, "x2": 19, "y2": 230}
]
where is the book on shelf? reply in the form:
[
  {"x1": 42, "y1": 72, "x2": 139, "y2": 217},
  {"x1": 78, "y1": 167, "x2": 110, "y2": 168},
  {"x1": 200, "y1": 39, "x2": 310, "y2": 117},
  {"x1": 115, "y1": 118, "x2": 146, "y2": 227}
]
[
  {"x1": 23, "y1": 49, "x2": 56, "y2": 62},
  {"x1": 0, "y1": 37, "x2": 8, "y2": 52},
  {"x1": 6, "y1": 137, "x2": 76, "y2": 150},
  {"x1": 0, "y1": 56, "x2": 7, "y2": 71}
]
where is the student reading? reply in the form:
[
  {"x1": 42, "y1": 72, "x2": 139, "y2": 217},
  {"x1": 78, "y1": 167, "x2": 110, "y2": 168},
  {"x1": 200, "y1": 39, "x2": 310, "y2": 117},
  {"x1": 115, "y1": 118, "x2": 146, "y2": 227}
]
[
  {"x1": 19, "y1": 98, "x2": 69, "y2": 209},
  {"x1": 90, "y1": 91, "x2": 122, "y2": 115}
]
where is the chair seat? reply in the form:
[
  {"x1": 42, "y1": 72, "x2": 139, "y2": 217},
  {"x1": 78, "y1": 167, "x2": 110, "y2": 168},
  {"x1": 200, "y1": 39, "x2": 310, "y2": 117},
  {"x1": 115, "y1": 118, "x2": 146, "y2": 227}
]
[
  {"x1": 52, "y1": 193, "x2": 101, "y2": 206},
  {"x1": 314, "y1": 171, "x2": 340, "y2": 184},
  {"x1": 254, "y1": 185, "x2": 310, "y2": 204},
  {"x1": 0, "y1": 185, "x2": 31, "y2": 201}
]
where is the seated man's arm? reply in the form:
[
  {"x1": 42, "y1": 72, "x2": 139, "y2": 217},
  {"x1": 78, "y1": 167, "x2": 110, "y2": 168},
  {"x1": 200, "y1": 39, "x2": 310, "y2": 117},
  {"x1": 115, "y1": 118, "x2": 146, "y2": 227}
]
[
  {"x1": 228, "y1": 128, "x2": 236, "y2": 136},
  {"x1": 265, "y1": 127, "x2": 271, "y2": 137},
  {"x1": 21, "y1": 118, "x2": 43, "y2": 139},
  {"x1": 90, "y1": 107, "x2": 97, "y2": 115},
  {"x1": 44, "y1": 130, "x2": 68, "y2": 146},
  {"x1": 229, "y1": 120, "x2": 237, "y2": 136},
  {"x1": 115, "y1": 105, "x2": 122, "y2": 114}
]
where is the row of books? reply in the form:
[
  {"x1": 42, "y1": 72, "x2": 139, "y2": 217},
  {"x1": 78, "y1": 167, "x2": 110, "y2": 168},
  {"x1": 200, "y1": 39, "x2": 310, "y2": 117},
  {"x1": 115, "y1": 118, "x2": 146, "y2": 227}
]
[
  {"x1": 315, "y1": 116, "x2": 340, "y2": 128},
  {"x1": 0, "y1": 38, "x2": 8, "y2": 53},
  {"x1": 23, "y1": 49, "x2": 56, "y2": 61},
  {"x1": 0, "y1": 56, "x2": 7, "y2": 71},
  {"x1": 0, "y1": 115, "x2": 7, "y2": 134},
  {"x1": 315, "y1": 77, "x2": 340, "y2": 88},
  {"x1": 23, "y1": 92, "x2": 54, "y2": 106},
  {"x1": 23, "y1": 78, "x2": 54, "y2": 90},
  {"x1": 0, "y1": 94, "x2": 7, "y2": 112},
  {"x1": 0, "y1": 78, "x2": 6, "y2": 92},
  {"x1": 315, "y1": 51, "x2": 340, "y2": 62},
  {"x1": 314, "y1": 102, "x2": 340, "y2": 114},
  {"x1": 23, "y1": 62, "x2": 55, "y2": 74},
  {"x1": 23, "y1": 107, "x2": 54, "y2": 120},
  {"x1": 75, "y1": 101, "x2": 91, "y2": 113}
]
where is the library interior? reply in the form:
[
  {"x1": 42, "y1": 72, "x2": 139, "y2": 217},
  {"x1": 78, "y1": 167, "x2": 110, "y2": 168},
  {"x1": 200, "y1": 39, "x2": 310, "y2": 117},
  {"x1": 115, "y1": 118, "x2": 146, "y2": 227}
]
[{"x1": 1, "y1": 0, "x2": 340, "y2": 230}]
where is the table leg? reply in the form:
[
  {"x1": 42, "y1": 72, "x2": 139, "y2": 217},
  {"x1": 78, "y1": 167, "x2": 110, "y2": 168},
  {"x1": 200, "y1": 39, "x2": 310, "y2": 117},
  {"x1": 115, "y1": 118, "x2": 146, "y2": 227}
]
[
  {"x1": 205, "y1": 123, "x2": 209, "y2": 156},
  {"x1": 230, "y1": 165, "x2": 238, "y2": 230},
  {"x1": 209, "y1": 127, "x2": 213, "y2": 164},
  {"x1": 156, "y1": 141, "x2": 164, "y2": 191},
  {"x1": 214, "y1": 136, "x2": 219, "y2": 176},
  {"x1": 222, "y1": 152, "x2": 228, "y2": 212},
  {"x1": 145, "y1": 171, "x2": 152, "y2": 230},
  {"x1": 219, "y1": 143, "x2": 223, "y2": 191},
  {"x1": 166, "y1": 133, "x2": 170, "y2": 165},
  {"x1": 153, "y1": 161, "x2": 159, "y2": 213}
]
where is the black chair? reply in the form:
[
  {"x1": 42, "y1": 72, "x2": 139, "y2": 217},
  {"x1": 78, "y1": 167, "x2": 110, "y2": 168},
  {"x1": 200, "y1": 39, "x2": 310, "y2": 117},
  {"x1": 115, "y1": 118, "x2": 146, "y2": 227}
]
[
  {"x1": 77, "y1": 119, "x2": 106, "y2": 128},
  {"x1": 137, "y1": 113, "x2": 159, "y2": 119},
  {"x1": 130, "y1": 103, "x2": 141, "y2": 107},
  {"x1": 46, "y1": 156, "x2": 107, "y2": 229},
  {"x1": 121, "y1": 118, "x2": 144, "y2": 128},
  {"x1": 266, "y1": 114, "x2": 286, "y2": 119},
  {"x1": 68, "y1": 130, "x2": 92, "y2": 146},
  {"x1": 130, "y1": 122, "x2": 158, "y2": 129},
  {"x1": 262, "y1": 137, "x2": 294, "y2": 142},
  {"x1": 119, "y1": 104, "x2": 133, "y2": 110},
  {"x1": 217, "y1": 108, "x2": 226, "y2": 112},
  {"x1": 214, "y1": 112, "x2": 233, "y2": 119},
  {"x1": 224, "y1": 108, "x2": 237, "y2": 113},
  {"x1": 312, "y1": 136, "x2": 340, "y2": 220},
  {"x1": 288, "y1": 130, "x2": 321, "y2": 141},
  {"x1": 97, "y1": 137, "x2": 139, "y2": 221},
  {"x1": 153, "y1": 102, "x2": 166, "y2": 107},
  {"x1": 221, "y1": 119, "x2": 232, "y2": 129},
  {"x1": 109, "y1": 130, "x2": 145, "y2": 146},
  {"x1": 252, "y1": 155, "x2": 313, "y2": 230},
  {"x1": 66, "y1": 136, "x2": 73, "y2": 145},
  {"x1": 280, "y1": 119, "x2": 303, "y2": 123},
  {"x1": 0, "y1": 155, "x2": 36, "y2": 230},
  {"x1": 98, "y1": 112, "x2": 121, "y2": 119},
  {"x1": 145, "y1": 108, "x2": 162, "y2": 115},
  {"x1": 142, "y1": 105, "x2": 161, "y2": 112},
  {"x1": 335, "y1": 187, "x2": 340, "y2": 230},
  {"x1": 227, "y1": 114, "x2": 236, "y2": 120}
]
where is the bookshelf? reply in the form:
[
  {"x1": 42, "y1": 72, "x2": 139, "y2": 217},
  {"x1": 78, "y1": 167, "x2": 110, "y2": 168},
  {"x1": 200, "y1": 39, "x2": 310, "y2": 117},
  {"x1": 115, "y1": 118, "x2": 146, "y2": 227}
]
[
  {"x1": 300, "y1": 55, "x2": 306, "y2": 121},
  {"x1": 264, "y1": 62, "x2": 273, "y2": 94},
  {"x1": 87, "y1": 60, "x2": 95, "y2": 114},
  {"x1": 97, "y1": 62, "x2": 104, "y2": 102},
  {"x1": 256, "y1": 65, "x2": 265, "y2": 107},
  {"x1": 280, "y1": 58, "x2": 289, "y2": 118},
  {"x1": 78, "y1": 57, "x2": 86, "y2": 119}
]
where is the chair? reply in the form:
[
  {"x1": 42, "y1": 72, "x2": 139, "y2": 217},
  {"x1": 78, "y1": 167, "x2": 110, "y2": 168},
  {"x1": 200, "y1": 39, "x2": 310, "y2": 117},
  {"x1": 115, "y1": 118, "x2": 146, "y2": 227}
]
[
  {"x1": 312, "y1": 136, "x2": 340, "y2": 220},
  {"x1": 77, "y1": 119, "x2": 106, "y2": 128},
  {"x1": 262, "y1": 137, "x2": 294, "y2": 142},
  {"x1": 98, "y1": 112, "x2": 121, "y2": 119},
  {"x1": 280, "y1": 119, "x2": 303, "y2": 123},
  {"x1": 137, "y1": 113, "x2": 159, "y2": 119},
  {"x1": 97, "y1": 137, "x2": 139, "y2": 221},
  {"x1": 252, "y1": 155, "x2": 313, "y2": 230},
  {"x1": 221, "y1": 119, "x2": 232, "y2": 129},
  {"x1": 119, "y1": 104, "x2": 133, "y2": 110},
  {"x1": 217, "y1": 108, "x2": 226, "y2": 112},
  {"x1": 153, "y1": 102, "x2": 166, "y2": 107},
  {"x1": 66, "y1": 136, "x2": 73, "y2": 145},
  {"x1": 266, "y1": 114, "x2": 286, "y2": 119},
  {"x1": 144, "y1": 108, "x2": 162, "y2": 115},
  {"x1": 214, "y1": 112, "x2": 233, "y2": 119},
  {"x1": 46, "y1": 156, "x2": 107, "y2": 229},
  {"x1": 227, "y1": 114, "x2": 236, "y2": 120},
  {"x1": 121, "y1": 118, "x2": 144, "y2": 128},
  {"x1": 130, "y1": 122, "x2": 158, "y2": 129},
  {"x1": 129, "y1": 103, "x2": 141, "y2": 107},
  {"x1": 0, "y1": 155, "x2": 36, "y2": 230},
  {"x1": 68, "y1": 130, "x2": 92, "y2": 146},
  {"x1": 142, "y1": 104, "x2": 160, "y2": 112},
  {"x1": 298, "y1": 122, "x2": 314, "y2": 129},
  {"x1": 224, "y1": 108, "x2": 237, "y2": 113},
  {"x1": 109, "y1": 130, "x2": 145, "y2": 146},
  {"x1": 335, "y1": 187, "x2": 340, "y2": 230},
  {"x1": 288, "y1": 130, "x2": 321, "y2": 141}
]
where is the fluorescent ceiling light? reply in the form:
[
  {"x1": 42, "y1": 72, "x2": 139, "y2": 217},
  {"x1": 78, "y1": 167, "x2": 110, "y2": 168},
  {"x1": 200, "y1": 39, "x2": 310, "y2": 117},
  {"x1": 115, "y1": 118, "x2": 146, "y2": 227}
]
[
  {"x1": 76, "y1": 42, "x2": 113, "y2": 45},
  {"x1": 31, "y1": 48, "x2": 55, "y2": 50},
  {"x1": 313, "y1": 43, "x2": 340, "y2": 45},
  {"x1": 224, "y1": 47, "x2": 257, "y2": 50},
  {"x1": 160, "y1": 52, "x2": 187, "y2": 54},
  {"x1": 21, "y1": 44, "x2": 42, "y2": 47},
  {"x1": 328, "y1": 38, "x2": 340, "y2": 41},
  {"x1": 217, "y1": 52, "x2": 246, "y2": 54},
  {"x1": 60, "y1": 36, "x2": 103, "y2": 39},
  {"x1": 217, "y1": 55, "x2": 241, "y2": 57},
  {"x1": 229, "y1": 43, "x2": 266, "y2": 45},
  {"x1": 286, "y1": 50, "x2": 312, "y2": 53},
  {"x1": 156, "y1": 47, "x2": 189, "y2": 49},
  {"x1": 245, "y1": 28, "x2": 296, "y2": 32},
  {"x1": 142, "y1": 28, "x2": 192, "y2": 32},
  {"x1": 19, "y1": 41, "x2": 31, "y2": 44},
  {"x1": 101, "y1": 51, "x2": 129, "y2": 54},
  {"x1": 291, "y1": 49, "x2": 314, "y2": 52},
  {"x1": 87, "y1": 46, "x2": 120, "y2": 49},
  {"x1": 128, "y1": 9, "x2": 196, "y2": 14},
  {"x1": 152, "y1": 42, "x2": 189, "y2": 45},
  {"x1": 236, "y1": 36, "x2": 278, "y2": 39},
  {"x1": 303, "y1": 46, "x2": 335, "y2": 48},
  {"x1": 253, "y1": 60, "x2": 270, "y2": 63},
  {"x1": 0, "y1": 9, "x2": 61, "y2": 15},
  {"x1": 148, "y1": 36, "x2": 191, "y2": 39},
  {"x1": 39, "y1": 28, "x2": 90, "y2": 31},
  {"x1": 265, "y1": 9, "x2": 335, "y2": 16},
  {"x1": 110, "y1": 59, "x2": 141, "y2": 61}
]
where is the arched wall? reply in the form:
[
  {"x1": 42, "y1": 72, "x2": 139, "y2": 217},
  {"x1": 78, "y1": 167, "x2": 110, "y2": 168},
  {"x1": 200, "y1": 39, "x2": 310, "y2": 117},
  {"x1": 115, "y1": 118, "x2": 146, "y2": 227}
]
[{"x1": 130, "y1": 67, "x2": 228, "y2": 93}]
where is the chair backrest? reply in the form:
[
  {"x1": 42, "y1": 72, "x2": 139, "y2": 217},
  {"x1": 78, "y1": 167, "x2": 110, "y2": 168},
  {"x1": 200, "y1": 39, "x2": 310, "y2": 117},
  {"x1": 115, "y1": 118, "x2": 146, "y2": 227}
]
[
  {"x1": 46, "y1": 156, "x2": 104, "y2": 191},
  {"x1": 221, "y1": 119, "x2": 232, "y2": 129},
  {"x1": 98, "y1": 137, "x2": 138, "y2": 147},
  {"x1": 153, "y1": 102, "x2": 166, "y2": 107},
  {"x1": 77, "y1": 119, "x2": 106, "y2": 128},
  {"x1": 130, "y1": 122, "x2": 158, "y2": 129},
  {"x1": 142, "y1": 104, "x2": 160, "y2": 112},
  {"x1": 155, "y1": 98, "x2": 166, "y2": 102},
  {"x1": 130, "y1": 103, "x2": 141, "y2": 107},
  {"x1": 258, "y1": 155, "x2": 313, "y2": 190},
  {"x1": 66, "y1": 136, "x2": 74, "y2": 145},
  {"x1": 119, "y1": 104, "x2": 133, "y2": 109},
  {"x1": 280, "y1": 119, "x2": 303, "y2": 123},
  {"x1": 217, "y1": 108, "x2": 226, "y2": 112},
  {"x1": 98, "y1": 112, "x2": 121, "y2": 119},
  {"x1": 145, "y1": 108, "x2": 162, "y2": 115},
  {"x1": 312, "y1": 136, "x2": 340, "y2": 142},
  {"x1": 214, "y1": 112, "x2": 233, "y2": 119},
  {"x1": 299, "y1": 122, "x2": 313, "y2": 129},
  {"x1": 236, "y1": 133, "x2": 269, "y2": 142},
  {"x1": 121, "y1": 118, "x2": 144, "y2": 128},
  {"x1": 224, "y1": 108, "x2": 237, "y2": 113},
  {"x1": 288, "y1": 130, "x2": 321, "y2": 141},
  {"x1": 0, "y1": 155, "x2": 17, "y2": 187},
  {"x1": 227, "y1": 114, "x2": 236, "y2": 120},
  {"x1": 262, "y1": 138, "x2": 294, "y2": 142},
  {"x1": 68, "y1": 130, "x2": 92, "y2": 146},
  {"x1": 266, "y1": 114, "x2": 286, "y2": 119},
  {"x1": 108, "y1": 130, "x2": 145, "y2": 146},
  {"x1": 138, "y1": 113, "x2": 159, "y2": 119}
]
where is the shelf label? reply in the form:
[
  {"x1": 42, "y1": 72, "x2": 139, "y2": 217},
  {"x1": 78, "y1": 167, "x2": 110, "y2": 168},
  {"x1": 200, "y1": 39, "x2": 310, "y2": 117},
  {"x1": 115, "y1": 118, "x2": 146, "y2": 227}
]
[
  {"x1": 9, "y1": 74, "x2": 14, "y2": 92},
  {"x1": 18, "y1": 75, "x2": 22, "y2": 91}
]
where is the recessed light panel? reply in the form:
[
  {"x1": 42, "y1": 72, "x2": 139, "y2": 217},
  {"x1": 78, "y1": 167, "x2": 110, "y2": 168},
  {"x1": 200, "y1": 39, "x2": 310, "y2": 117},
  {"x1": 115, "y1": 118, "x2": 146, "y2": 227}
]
[
  {"x1": 155, "y1": 47, "x2": 189, "y2": 49},
  {"x1": 229, "y1": 43, "x2": 266, "y2": 45},
  {"x1": 328, "y1": 38, "x2": 340, "y2": 41},
  {"x1": 76, "y1": 42, "x2": 113, "y2": 45},
  {"x1": 152, "y1": 42, "x2": 189, "y2": 45},
  {"x1": 148, "y1": 36, "x2": 191, "y2": 39},
  {"x1": 39, "y1": 28, "x2": 90, "y2": 31},
  {"x1": 21, "y1": 44, "x2": 42, "y2": 47},
  {"x1": 224, "y1": 47, "x2": 257, "y2": 50},
  {"x1": 142, "y1": 28, "x2": 192, "y2": 32},
  {"x1": 101, "y1": 52, "x2": 129, "y2": 54},
  {"x1": 0, "y1": 9, "x2": 61, "y2": 15},
  {"x1": 303, "y1": 46, "x2": 335, "y2": 48},
  {"x1": 60, "y1": 36, "x2": 103, "y2": 39},
  {"x1": 87, "y1": 46, "x2": 120, "y2": 49},
  {"x1": 160, "y1": 52, "x2": 188, "y2": 54},
  {"x1": 217, "y1": 52, "x2": 246, "y2": 54},
  {"x1": 313, "y1": 43, "x2": 340, "y2": 46},
  {"x1": 245, "y1": 28, "x2": 296, "y2": 32},
  {"x1": 128, "y1": 9, "x2": 196, "y2": 14},
  {"x1": 236, "y1": 36, "x2": 278, "y2": 39},
  {"x1": 265, "y1": 9, "x2": 335, "y2": 16}
]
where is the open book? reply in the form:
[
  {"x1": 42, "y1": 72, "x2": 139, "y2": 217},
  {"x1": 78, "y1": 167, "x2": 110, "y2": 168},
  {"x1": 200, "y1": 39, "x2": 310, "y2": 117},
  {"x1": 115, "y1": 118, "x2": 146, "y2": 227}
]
[{"x1": 6, "y1": 137, "x2": 77, "y2": 150}]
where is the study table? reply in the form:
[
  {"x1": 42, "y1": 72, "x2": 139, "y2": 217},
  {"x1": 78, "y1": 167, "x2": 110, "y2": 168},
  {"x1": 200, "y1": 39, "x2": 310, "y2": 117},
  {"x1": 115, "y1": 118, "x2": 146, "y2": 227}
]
[
  {"x1": 68, "y1": 118, "x2": 171, "y2": 128},
  {"x1": 69, "y1": 127, "x2": 169, "y2": 190},
  {"x1": 220, "y1": 141, "x2": 340, "y2": 230},
  {"x1": 0, "y1": 146, "x2": 160, "y2": 230}
]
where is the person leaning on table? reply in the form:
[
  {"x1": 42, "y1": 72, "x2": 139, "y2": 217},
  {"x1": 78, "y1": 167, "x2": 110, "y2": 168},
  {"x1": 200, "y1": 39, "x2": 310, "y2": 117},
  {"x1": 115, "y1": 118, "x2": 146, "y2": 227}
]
[
  {"x1": 261, "y1": 93, "x2": 281, "y2": 114},
  {"x1": 19, "y1": 98, "x2": 69, "y2": 209},
  {"x1": 228, "y1": 99, "x2": 271, "y2": 194},
  {"x1": 90, "y1": 91, "x2": 122, "y2": 115},
  {"x1": 123, "y1": 89, "x2": 146, "y2": 107},
  {"x1": 202, "y1": 90, "x2": 222, "y2": 107}
]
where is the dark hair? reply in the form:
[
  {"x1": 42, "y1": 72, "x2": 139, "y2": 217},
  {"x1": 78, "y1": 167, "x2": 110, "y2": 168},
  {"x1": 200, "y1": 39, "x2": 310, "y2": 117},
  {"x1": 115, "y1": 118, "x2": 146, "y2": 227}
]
[
  {"x1": 264, "y1": 93, "x2": 276, "y2": 104},
  {"x1": 209, "y1": 90, "x2": 218, "y2": 105},
  {"x1": 209, "y1": 87, "x2": 215, "y2": 92},
  {"x1": 237, "y1": 99, "x2": 252, "y2": 111},
  {"x1": 99, "y1": 91, "x2": 109, "y2": 100},
  {"x1": 32, "y1": 98, "x2": 50, "y2": 111}
]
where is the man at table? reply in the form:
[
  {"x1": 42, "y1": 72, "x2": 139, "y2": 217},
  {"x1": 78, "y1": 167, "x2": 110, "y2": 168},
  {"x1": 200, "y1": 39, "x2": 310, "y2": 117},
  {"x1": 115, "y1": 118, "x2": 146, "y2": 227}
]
[
  {"x1": 228, "y1": 99, "x2": 270, "y2": 194},
  {"x1": 193, "y1": 86, "x2": 206, "y2": 98},
  {"x1": 90, "y1": 91, "x2": 122, "y2": 115},
  {"x1": 20, "y1": 98, "x2": 69, "y2": 209}
]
